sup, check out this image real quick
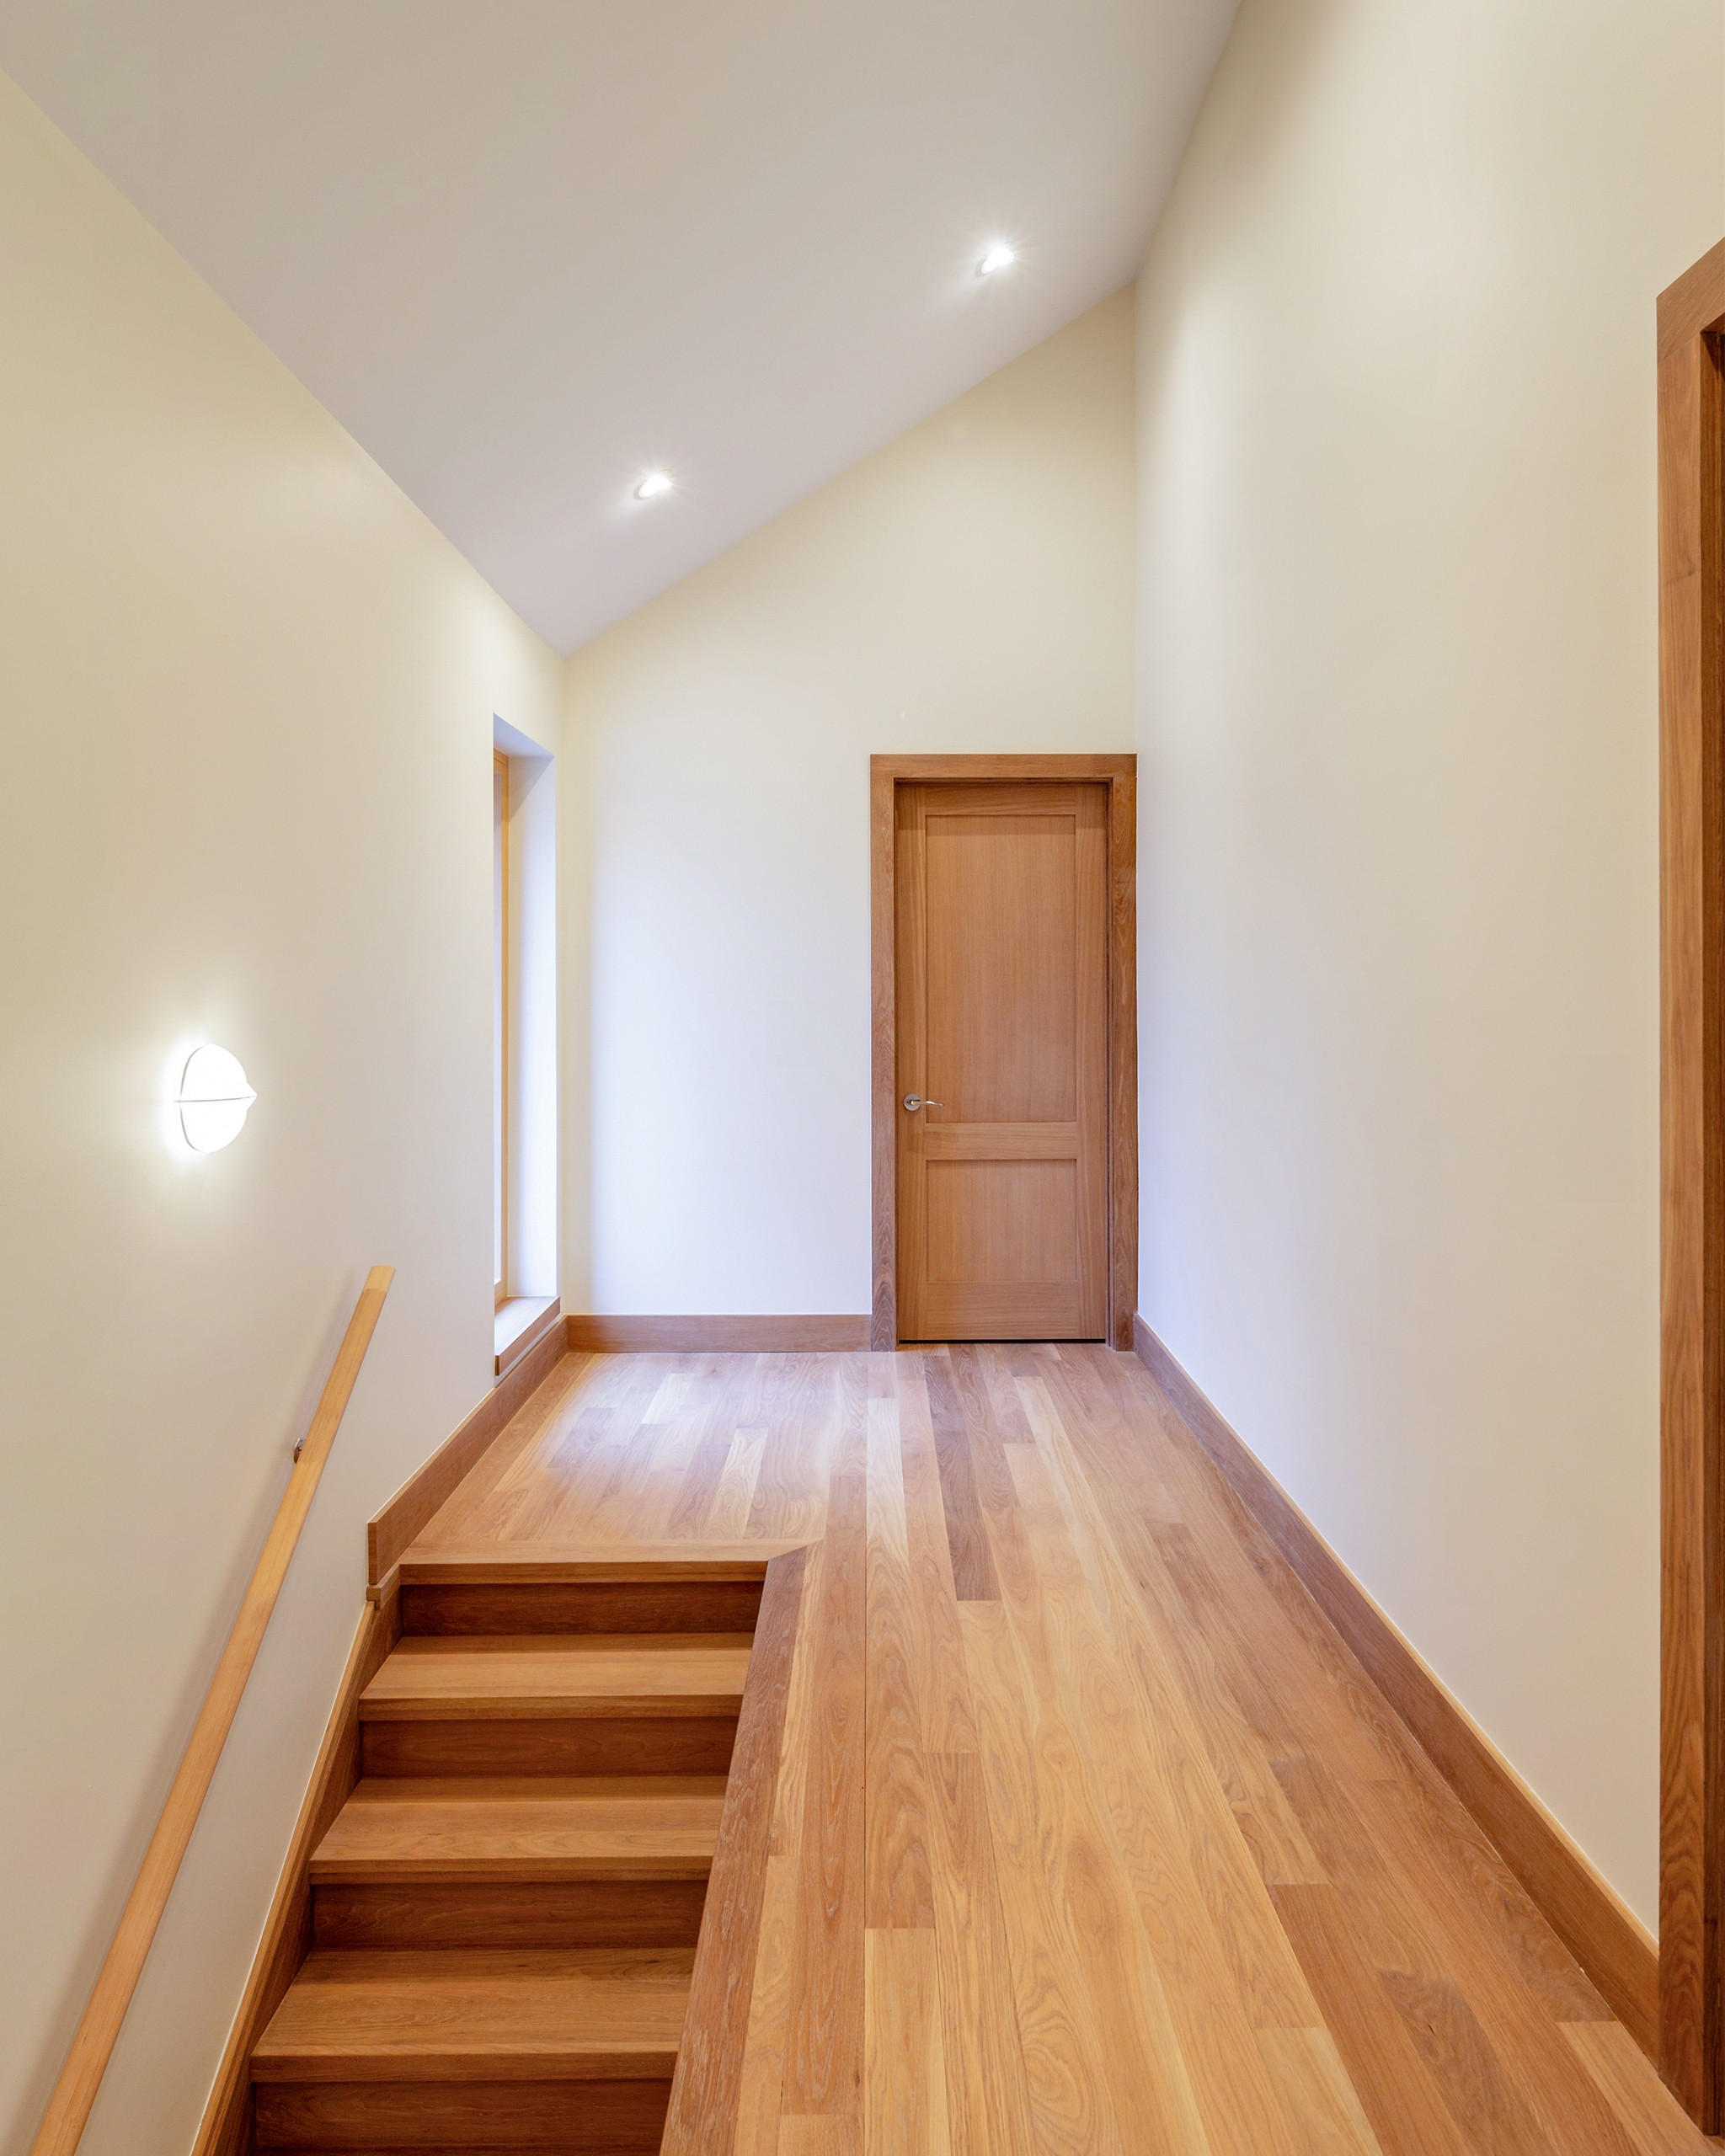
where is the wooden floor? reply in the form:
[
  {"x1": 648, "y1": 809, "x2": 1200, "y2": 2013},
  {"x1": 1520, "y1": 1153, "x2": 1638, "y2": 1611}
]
[{"x1": 407, "y1": 1342, "x2": 1711, "y2": 2155}]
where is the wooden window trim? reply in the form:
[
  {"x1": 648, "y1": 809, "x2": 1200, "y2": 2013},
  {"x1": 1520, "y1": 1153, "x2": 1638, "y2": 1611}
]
[
  {"x1": 1659, "y1": 232, "x2": 1725, "y2": 2127},
  {"x1": 869, "y1": 752, "x2": 1137, "y2": 1352},
  {"x1": 494, "y1": 749, "x2": 510, "y2": 1311}
]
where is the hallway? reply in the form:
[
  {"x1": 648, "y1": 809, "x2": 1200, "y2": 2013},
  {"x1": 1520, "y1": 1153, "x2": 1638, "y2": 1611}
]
[{"x1": 398, "y1": 1343, "x2": 1705, "y2": 2155}]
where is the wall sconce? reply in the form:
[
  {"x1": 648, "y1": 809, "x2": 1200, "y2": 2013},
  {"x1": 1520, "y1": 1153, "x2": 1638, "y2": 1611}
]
[{"x1": 177, "y1": 1044, "x2": 257, "y2": 1152}]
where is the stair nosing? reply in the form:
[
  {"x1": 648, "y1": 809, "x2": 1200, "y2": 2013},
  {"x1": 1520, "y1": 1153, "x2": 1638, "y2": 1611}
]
[
  {"x1": 395, "y1": 1543, "x2": 795, "y2": 1584},
  {"x1": 251, "y1": 1946, "x2": 693, "y2": 2084},
  {"x1": 358, "y1": 1633, "x2": 752, "y2": 1724},
  {"x1": 309, "y1": 1772, "x2": 726, "y2": 1881}
]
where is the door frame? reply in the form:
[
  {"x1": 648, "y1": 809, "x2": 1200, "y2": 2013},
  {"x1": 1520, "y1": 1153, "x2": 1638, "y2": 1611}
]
[
  {"x1": 870, "y1": 752, "x2": 1137, "y2": 1352},
  {"x1": 1659, "y1": 233, "x2": 1725, "y2": 2127}
]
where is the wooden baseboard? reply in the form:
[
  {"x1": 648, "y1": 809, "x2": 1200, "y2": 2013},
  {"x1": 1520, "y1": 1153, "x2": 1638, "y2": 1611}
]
[
  {"x1": 1131, "y1": 1313, "x2": 1659, "y2": 2057},
  {"x1": 367, "y1": 1321, "x2": 569, "y2": 1587},
  {"x1": 191, "y1": 1582, "x2": 401, "y2": 2155},
  {"x1": 565, "y1": 1314, "x2": 871, "y2": 1353}
]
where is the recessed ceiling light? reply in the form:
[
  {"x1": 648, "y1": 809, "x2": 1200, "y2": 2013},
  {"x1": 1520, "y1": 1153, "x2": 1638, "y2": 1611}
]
[
  {"x1": 634, "y1": 471, "x2": 673, "y2": 500},
  {"x1": 977, "y1": 243, "x2": 1017, "y2": 277}
]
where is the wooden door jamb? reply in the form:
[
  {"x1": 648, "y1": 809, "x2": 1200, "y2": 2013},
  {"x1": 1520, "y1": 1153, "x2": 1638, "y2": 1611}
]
[{"x1": 1659, "y1": 232, "x2": 1725, "y2": 2128}]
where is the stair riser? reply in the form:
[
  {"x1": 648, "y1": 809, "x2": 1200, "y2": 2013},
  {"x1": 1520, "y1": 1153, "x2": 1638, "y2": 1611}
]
[
  {"x1": 312, "y1": 1877, "x2": 708, "y2": 1951},
  {"x1": 254, "y1": 2075, "x2": 670, "y2": 2148},
  {"x1": 362, "y1": 1716, "x2": 739, "y2": 1778},
  {"x1": 403, "y1": 1579, "x2": 764, "y2": 1636}
]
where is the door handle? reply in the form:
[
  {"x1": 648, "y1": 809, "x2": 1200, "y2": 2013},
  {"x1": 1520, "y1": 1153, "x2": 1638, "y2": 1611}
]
[{"x1": 903, "y1": 1094, "x2": 946, "y2": 1113}]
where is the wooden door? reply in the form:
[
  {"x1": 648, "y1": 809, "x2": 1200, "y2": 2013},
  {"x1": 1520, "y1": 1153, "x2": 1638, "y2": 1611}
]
[{"x1": 895, "y1": 780, "x2": 1109, "y2": 1340}]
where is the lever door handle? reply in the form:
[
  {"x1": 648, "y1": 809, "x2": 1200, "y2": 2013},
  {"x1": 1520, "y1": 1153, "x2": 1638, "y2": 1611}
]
[{"x1": 903, "y1": 1094, "x2": 945, "y2": 1113}]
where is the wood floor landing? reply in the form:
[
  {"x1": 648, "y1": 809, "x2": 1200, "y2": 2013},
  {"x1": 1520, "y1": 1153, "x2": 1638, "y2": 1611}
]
[{"x1": 404, "y1": 1342, "x2": 1710, "y2": 2155}]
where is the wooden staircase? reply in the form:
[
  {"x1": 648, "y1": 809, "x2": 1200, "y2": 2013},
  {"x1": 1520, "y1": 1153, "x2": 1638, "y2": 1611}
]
[{"x1": 248, "y1": 1564, "x2": 761, "y2": 2152}]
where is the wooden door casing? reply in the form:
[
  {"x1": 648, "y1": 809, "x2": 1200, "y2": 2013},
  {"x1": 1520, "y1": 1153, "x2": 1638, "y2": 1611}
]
[
  {"x1": 895, "y1": 780, "x2": 1109, "y2": 1340},
  {"x1": 1658, "y1": 235, "x2": 1725, "y2": 2128}
]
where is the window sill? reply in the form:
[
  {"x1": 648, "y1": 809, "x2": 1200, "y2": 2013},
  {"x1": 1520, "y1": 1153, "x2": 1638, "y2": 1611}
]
[{"x1": 494, "y1": 1294, "x2": 560, "y2": 1380}]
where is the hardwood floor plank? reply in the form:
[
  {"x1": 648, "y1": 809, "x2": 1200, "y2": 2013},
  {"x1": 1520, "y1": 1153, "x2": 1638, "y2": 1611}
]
[
  {"x1": 1083, "y1": 1350, "x2": 1407, "y2": 1784},
  {"x1": 376, "y1": 1345, "x2": 1685, "y2": 2156},
  {"x1": 665, "y1": 1359, "x2": 765, "y2": 1538},
  {"x1": 944, "y1": 1344, "x2": 1022, "y2": 1519},
  {"x1": 924, "y1": 1750, "x2": 1038, "y2": 2156},
  {"x1": 1378, "y1": 1963, "x2": 1565, "y2": 2154},
  {"x1": 1132, "y1": 1520, "x2": 1332, "y2": 1889},
  {"x1": 512, "y1": 1358, "x2": 684, "y2": 1547},
  {"x1": 1276, "y1": 1755, "x2": 1637, "y2": 2156},
  {"x1": 782, "y1": 1465, "x2": 866, "y2": 2125},
  {"x1": 773, "y1": 1540, "x2": 825, "y2": 1854},
  {"x1": 1272, "y1": 1883, "x2": 1477, "y2": 2156},
  {"x1": 958, "y1": 1599, "x2": 1135, "y2": 2156},
  {"x1": 743, "y1": 1358, "x2": 820, "y2": 1543},
  {"x1": 407, "y1": 1350, "x2": 593, "y2": 1550},
  {"x1": 977, "y1": 1347, "x2": 1039, "y2": 1444},
  {"x1": 780, "y1": 2117, "x2": 863, "y2": 2155},
  {"x1": 574, "y1": 1382, "x2": 699, "y2": 1544},
  {"x1": 895, "y1": 1356, "x2": 981, "y2": 1757},
  {"x1": 864, "y1": 1929, "x2": 953, "y2": 2156},
  {"x1": 732, "y1": 1848, "x2": 800, "y2": 2154},
  {"x1": 709, "y1": 1427, "x2": 770, "y2": 1540},
  {"x1": 1563, "y1": 2022, "x2": 1719, "y2": 2153},
  {"x1": 1360, "y1": 1742, "x2": 1614, "y2": 2028},
  {"x1": 1257, "y1": 2025, "x2": 1387, "y2": 2156},
  {"x1": 1016, "y1": 1392, "x2": 1324, "y2": 2036},
  {"x1": 865, "y1": 1380, "x2": 935, "y2": 1928},
  {"x1": 924, "y1": 1353, "x2": 1000, "y2": 1602},
  {"x1": 1001, "y1": 1430, "x2": 1314, "y2": 2155}
]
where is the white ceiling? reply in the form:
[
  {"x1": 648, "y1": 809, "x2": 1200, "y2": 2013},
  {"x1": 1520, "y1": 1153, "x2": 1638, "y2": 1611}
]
[{"x1": 0, "y1": 1, "x2": 1237, "y2": 655}]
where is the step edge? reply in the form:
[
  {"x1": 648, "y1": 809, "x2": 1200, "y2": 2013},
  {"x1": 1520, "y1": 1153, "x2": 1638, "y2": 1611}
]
[
  {"x1": 250, "y1": 2046, "x2": 682, "y2": 2083},
  {"x1": 309, "y1": 1856, "x2": 714, "y2": 1882},
  {"x1": 397, "y1": 1545, "x2": 795, "y2": 1584},
  {"x1": 358, "y1": 1694, "x2": 745, "y2": 1721}
]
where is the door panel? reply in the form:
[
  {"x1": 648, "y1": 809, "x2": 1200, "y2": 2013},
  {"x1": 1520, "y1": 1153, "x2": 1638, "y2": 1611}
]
[
  {"x1": 925, "y1": 814, "x2": 1078, "y2": 1122},
  {"x1": 926, "y1": 1160, "x2": 1079, "y2": 1285},
  {"x1": 895, "y1": 781, "x2": 1108, "y2": 1341}
]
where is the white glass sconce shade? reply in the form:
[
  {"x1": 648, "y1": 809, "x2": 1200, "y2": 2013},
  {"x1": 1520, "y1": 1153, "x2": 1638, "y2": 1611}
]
[{"x1": 177, "y1": 1043, "x2": 257, "y2": 1152}]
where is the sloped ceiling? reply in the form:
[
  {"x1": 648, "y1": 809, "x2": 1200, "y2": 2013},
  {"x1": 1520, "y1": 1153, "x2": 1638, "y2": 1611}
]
[{"x1": 0, "y1": 1, "x2": 1237, "y2": 654}]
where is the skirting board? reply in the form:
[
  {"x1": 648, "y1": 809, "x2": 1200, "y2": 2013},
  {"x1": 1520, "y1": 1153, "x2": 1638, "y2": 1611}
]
[
  {"x1": 567, "y1": 1314, "x2": 871, "y2": 1353},
  {"x1": 1132, "y1": 1313, "x2": 1660, "y2": 2058},
  {"x1": 367, "y1": 1318, "x2": 569, "y2": 1588}
]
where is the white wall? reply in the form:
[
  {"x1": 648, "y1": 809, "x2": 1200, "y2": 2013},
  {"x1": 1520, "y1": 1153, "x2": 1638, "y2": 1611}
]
[
  {"x1": 1133, "y1": 0, "x2": 1725, "y2": 1926},
  {"x1": 0, "y1": 72, "x2": 560, "y2": 2154},
  {"x1": 561, "y1": 292, "x2": 1136, "y2": 1315}
]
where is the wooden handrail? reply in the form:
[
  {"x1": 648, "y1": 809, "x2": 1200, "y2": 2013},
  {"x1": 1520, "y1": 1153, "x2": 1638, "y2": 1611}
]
[{"x1": 29, "y1": 1264, "x2": 394, "y2": 2156}]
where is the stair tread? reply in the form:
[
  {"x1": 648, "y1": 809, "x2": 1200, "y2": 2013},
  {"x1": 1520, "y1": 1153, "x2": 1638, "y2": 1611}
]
[
  {"x1": 252, "y1": 1946, "x2": 693, "y2": 2080},
  {"x1": 398, "y1": 1543, "x2": 790, "y2": 1582},
  {"x1": 359, "y1": 1633, "x2": 754, "y2": 1720},
  {"x1": 311, "y1": 1774, "x2": 727, "y2": 1880}
]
